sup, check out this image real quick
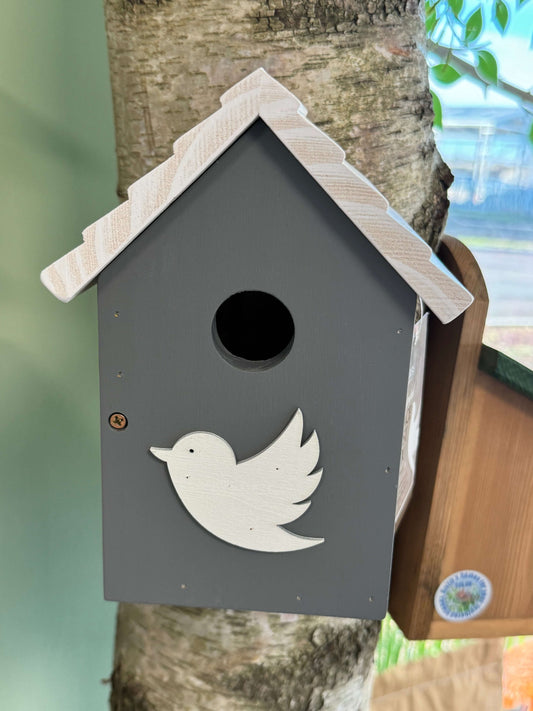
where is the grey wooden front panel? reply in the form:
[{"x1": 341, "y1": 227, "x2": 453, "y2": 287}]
[{"x1": 97, "y1": 120, "x2": 416, "y2": 619}]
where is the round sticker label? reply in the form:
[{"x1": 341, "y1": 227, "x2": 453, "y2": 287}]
[{"x1": 434, "y1": 570, "x2": 492, "y2": 622}]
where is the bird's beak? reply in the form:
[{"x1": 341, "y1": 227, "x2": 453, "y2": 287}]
[{"x1": 150, "y1": 446, "x2": 171, "y2": 462}]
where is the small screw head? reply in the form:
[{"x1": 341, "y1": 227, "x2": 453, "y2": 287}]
[{"x1": 109, "y1": 412, "x2": 127, "y2": 430}]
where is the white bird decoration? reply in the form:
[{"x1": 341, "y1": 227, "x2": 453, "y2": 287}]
[{"x1": 150, "y1": 409, "x2": 324, "y2": 552}]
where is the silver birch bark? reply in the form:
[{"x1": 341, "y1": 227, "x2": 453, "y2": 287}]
[{"x1": 104, "y1": 1, "x2": 450, "y2": 708}]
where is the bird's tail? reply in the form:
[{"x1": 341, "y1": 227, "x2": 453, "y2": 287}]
[{"x1": 264, "y1": 527, "x2": 324, "y2": 552}]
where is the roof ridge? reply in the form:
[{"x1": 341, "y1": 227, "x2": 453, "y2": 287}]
[{"x1": 220, "y1": 67, "x2": 279, "y2": 104}]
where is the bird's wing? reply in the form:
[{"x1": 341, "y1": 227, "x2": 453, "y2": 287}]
[{"x1": 236, "y1": 409, "x2": 322, "y2": 526}]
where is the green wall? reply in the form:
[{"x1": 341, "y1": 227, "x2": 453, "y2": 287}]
[{"x1": 0, "y1": 2, "x2": 118, "y2": 708}]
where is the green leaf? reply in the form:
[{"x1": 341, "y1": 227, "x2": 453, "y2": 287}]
[
  {"x1": 529, "y1": 122, "x2": 533, "y2": 145},
  {"x1": 519, "y1": 0, "x2": 530, "y2": 5},
  {"x1": 431, "y1": 63, "x2": 462, "y2": 84},
  {"x1": 495, "y1": 0, "x2": 509, "y2": 32},
  {"x1": 425, "y1": 0, "x2": 440, "y2": 16},
  {"x1": 426, "y1": 7, "x2": 438, "y2": 33},
  {"x1": 449, "y1": 0, "x2": 463, "y2": 17},
  {"x1": 477, "y1": 49, "x2": 498, "y2": 84},
  {"x1": 465, "y1": 7, "x2": 483, "y2": 42},
  {"x1": 431, "y1": 91, "x2": 443, "y2": 129}
]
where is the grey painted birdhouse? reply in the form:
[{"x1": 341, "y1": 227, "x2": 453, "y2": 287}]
[{"x1": 41, "y1": 69, "x2": 472, "y2": 619}]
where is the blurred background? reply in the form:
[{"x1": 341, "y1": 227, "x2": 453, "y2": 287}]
[
  {"x1": 0, "y1": 2, "x2": 117, "y2": 709},
  {"x1": 1, "y1": 1, "x2": 531, "y2": 709},
  {"x1": 431, "y1": 6, "x2": 533, "y2": 369}
]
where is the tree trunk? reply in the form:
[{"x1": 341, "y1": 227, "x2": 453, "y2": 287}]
[
  {"x1": 104, "y1": 1, "x2": 451, "y2": 708},
  {"x1": 111, "y1": 606, "x2": 380, "y2": 710}
]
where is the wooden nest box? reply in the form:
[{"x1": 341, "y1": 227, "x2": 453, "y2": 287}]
[
  {"x1": 390, "y1": 235, "x2": 533, "y2": 639},
  {"x1": 41, "y1": 69, "x2": 471, "y2": 620}
]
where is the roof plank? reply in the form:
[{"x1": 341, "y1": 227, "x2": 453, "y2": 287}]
[{"x1": 41, "y1": 68, "x2": 472, "y2": 323}]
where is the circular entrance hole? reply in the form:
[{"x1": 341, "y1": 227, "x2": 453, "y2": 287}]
[{"x1": 213, "y1": 291, "x2": 295, "y2": 370}]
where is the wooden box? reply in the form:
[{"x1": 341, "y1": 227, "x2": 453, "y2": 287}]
[
  {"x1": 41, "y1": 70, "x2": 471, "y2": 620},
  {"x1": 390, "y1": 236, "x2": 533, "y2": 638}
]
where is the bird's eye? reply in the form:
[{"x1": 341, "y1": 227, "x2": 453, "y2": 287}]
[{"x1": 189, "y1": 449, "x2": 194, "y2": 453}]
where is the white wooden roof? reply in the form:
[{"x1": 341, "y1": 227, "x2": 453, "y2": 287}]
[{"x1": 41, "y1": 68, "x2": 472, "y2": 323}]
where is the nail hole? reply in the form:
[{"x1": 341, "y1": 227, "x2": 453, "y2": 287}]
[
  {"x1": 114, "y1": 311, "x2": 120, "y2": 318},
  {"x1": 296, "y1": 595, "x2": 302, "y2": 601},
  {"x1": 396, "y1": 328, "x2": 403, "y2": 335},
  {"x1": 116, "y1": 371, "x2": 123, "y2": 378},
  {"x1": 385, "y1": 466, "x2": 391, "y2": 474},
  {"x1": 180, "y1": 584, "x2": 187, "y2": 590},
  {"x1": 369, "y1": 596, "x2": 374, "y2": 603},
  {"x1": 189, "y1": 449, "x2": 194, "y2": 453}
]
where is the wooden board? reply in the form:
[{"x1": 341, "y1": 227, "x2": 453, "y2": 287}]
[
  {"x1": 41, "y1": 68, "x2": 472, "y2": 324},
  {"x1": 428, "y1": 370, "x2": 533, "y2": 637},
  {"x1": 390, "y1": 234, "x2": 533, "y2": 639},
  {"x1": 389, "y1": 235, "x2": 488, "y2": 637}
]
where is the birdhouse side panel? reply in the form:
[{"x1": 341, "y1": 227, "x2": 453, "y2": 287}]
[{"x1": 97, "y1": 120, "x2": 416, "y2": 619}]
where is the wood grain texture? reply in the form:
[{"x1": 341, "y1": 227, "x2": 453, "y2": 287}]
[
  {"x1": 41, "y1": 69, "x2": 472, "y2": 324},
  {"x1": 428, "y1": 370, "x2": 533, "y2": 638},
  {"x1": 391, "y1": 235, "x2": 533, "y2": 639},
  {"x1": 429, "y1": 616, "x2": 533, "y2": 639},
  {"x1": 150, "y1": 409, "x2": 325, "y2": 552},
  {"x1": 389, "y1": 235, "x2": 489, "y2": 639}
]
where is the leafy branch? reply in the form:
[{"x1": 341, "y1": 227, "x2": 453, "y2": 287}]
[
  {"x1": 429, "y1": 40, "x2": 533, "y2": 106},
  {"x1": 425, "y1": 0, "x2": 533, "y2": 138}
]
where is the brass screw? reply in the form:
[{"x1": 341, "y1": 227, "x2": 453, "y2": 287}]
[{"x1": 109, "y1": 412, "x2": 127, "y2": 430}]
